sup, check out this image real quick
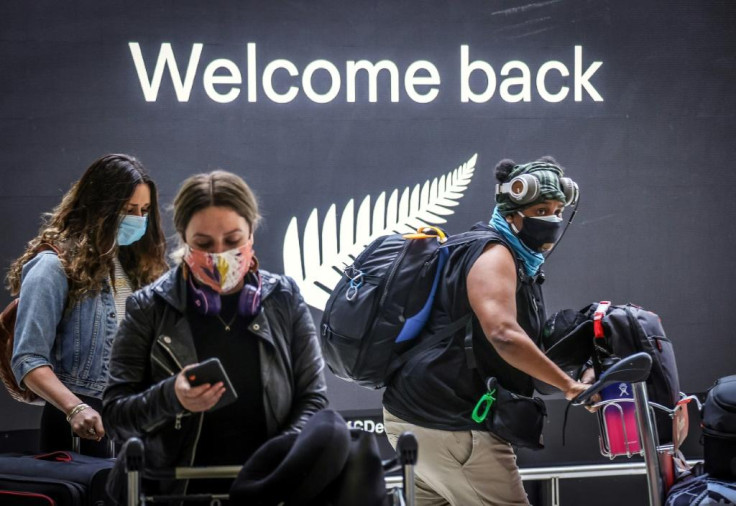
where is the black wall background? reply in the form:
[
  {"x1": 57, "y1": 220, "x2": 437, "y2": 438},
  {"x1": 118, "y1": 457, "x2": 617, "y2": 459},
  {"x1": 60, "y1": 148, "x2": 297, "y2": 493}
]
[{"x1": 1, "y1": 0, "x2": 734, "y2": 480}]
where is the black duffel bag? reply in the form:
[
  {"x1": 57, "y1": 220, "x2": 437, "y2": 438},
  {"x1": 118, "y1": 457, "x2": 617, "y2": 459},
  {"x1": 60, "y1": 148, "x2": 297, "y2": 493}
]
[{"x1": 702, "y1": 374, "x2": 736, "y2": 480}]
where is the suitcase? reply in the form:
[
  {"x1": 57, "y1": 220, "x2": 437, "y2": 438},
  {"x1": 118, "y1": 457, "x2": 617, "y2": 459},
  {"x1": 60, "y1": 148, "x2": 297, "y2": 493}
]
[
  {"x1": 665, "y1": 471, "x2": 736, "y2": 505},
  {"x1": 0, "y1": 450, "x2": 114, "y2": 506},
  {"x1": 701, "y1": 374, "x2": 736, "y2": 480}
]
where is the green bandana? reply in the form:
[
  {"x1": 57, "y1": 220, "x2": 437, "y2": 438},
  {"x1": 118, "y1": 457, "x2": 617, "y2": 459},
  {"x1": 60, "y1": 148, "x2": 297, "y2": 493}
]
[{"x1": 496, "y1": 162, "x2": 567, "y2": 216}]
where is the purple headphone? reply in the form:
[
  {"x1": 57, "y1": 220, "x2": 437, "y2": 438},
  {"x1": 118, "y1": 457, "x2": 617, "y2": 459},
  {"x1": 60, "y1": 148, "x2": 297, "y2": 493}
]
[{"x1": 187, "y1": 271, "x2": 262, "y2": 318}]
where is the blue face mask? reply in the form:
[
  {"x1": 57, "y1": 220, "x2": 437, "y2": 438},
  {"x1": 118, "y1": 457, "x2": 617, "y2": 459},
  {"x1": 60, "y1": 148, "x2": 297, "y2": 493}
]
[{"x1": 117, "y1": 215, "x2": 148, "y2": 246}]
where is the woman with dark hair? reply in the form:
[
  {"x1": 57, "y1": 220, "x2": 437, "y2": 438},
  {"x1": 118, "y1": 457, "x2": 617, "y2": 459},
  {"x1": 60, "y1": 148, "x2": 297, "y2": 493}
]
[
  {"x1": 103, "y1": 170, "x2": 327, "y2": 497},
  {"x1": 7, "y1": 153, "x2": 167, "y2": 456}
]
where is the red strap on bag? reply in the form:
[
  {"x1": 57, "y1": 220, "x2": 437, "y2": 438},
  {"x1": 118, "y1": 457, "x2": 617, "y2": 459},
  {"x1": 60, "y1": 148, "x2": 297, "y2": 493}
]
[
  {"x1": 593, "y1": 301, "x2": 611, "y2": 339},
  {"x1": 34, "y1": 450, "x2": 73, "y2": 462}
]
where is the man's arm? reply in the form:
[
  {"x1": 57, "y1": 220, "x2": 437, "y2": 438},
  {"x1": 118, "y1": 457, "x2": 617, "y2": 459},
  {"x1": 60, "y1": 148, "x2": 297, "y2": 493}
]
[{"x1": 467, "y1": 243, "x2": 587, "y2": 400}]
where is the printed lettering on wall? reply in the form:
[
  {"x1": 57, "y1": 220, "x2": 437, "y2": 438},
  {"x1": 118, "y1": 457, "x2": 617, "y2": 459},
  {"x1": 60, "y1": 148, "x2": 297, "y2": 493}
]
[{"x1": 129, "y1": 43, "x2": 604, "y2": 104}]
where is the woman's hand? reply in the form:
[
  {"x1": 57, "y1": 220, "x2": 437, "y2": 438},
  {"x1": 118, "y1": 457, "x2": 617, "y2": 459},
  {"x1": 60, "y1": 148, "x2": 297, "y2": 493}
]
[
  {"x1": 22, "y1": 366, "x2": 106, "y2": 440},
  {"x1": 68, "y1": 405, "x2": 105, "y2": 441},
  {"x1": 174, "y1": 365, "x2": 226, "y2": 413}
]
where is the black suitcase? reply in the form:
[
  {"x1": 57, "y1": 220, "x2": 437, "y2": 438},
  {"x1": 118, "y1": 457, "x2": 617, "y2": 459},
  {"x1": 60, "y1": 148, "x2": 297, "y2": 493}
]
[
  {"x1": 0, "y1": 450, "x2": 113, "y2": 506},
  {"x1": 702, "y1": 374, "x2": 736, "y2": 480},
  {"x1": 665, "y1": 471, "x2": 736, "y2": 505}
]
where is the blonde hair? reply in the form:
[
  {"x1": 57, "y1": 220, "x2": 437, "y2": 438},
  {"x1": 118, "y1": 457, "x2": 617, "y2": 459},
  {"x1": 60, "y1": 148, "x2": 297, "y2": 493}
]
[{"x1": 173, "y1": 170, "x2": 261, "y2": 249}]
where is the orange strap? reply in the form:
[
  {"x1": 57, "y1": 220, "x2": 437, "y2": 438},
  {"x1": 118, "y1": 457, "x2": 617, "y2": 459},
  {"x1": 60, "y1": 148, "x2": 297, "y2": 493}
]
[{"x1": 403, "y1": 226, "x2": 447, "y2": 243}]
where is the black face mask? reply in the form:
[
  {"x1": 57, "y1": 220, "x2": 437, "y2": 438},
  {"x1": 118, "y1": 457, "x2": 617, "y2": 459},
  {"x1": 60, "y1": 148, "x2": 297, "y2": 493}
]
[{"x1": 514, "y1": 213, "x2": 565, "y2": 253}]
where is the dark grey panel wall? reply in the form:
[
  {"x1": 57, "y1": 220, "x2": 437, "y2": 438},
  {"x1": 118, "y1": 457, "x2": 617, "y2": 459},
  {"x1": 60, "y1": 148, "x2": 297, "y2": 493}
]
[{"x1": 1, "y1": 1, "x2": 734, "y2": 463}]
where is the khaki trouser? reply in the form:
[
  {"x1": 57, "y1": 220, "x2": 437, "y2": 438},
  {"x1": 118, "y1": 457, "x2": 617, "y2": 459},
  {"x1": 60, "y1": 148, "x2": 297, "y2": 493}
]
[{"x1": 383, "y1": 408, "x2": 529, "y2": 506}]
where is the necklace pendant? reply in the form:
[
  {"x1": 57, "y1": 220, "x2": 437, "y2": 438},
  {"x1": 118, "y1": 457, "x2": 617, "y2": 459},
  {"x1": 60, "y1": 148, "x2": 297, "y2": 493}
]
[{"x1": 217, "y1": 313, "x2": 237, "y2": 332}]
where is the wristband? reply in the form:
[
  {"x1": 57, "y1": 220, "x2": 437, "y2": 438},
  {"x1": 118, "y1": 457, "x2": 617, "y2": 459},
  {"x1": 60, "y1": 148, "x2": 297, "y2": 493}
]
[{"x1": 66, "y1": 403, "x2": 89, "y2": 423}]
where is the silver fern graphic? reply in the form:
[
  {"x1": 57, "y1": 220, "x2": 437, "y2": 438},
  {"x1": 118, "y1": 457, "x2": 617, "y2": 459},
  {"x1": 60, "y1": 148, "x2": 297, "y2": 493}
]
[{"x1": 283, "y1": 153, "x2": 477, "y2": 310}]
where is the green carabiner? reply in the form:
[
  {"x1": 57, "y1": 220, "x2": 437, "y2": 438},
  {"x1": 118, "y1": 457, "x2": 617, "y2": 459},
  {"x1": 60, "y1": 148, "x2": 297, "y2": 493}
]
[{"x1": 471, "y1": 389, "x2": 496, "y2": 423}]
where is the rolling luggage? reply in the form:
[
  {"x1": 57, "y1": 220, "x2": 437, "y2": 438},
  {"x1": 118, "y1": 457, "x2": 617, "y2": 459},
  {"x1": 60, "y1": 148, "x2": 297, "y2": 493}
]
[
  {"x1": 0, "y1": 449, "x2": 113, "y2": 506},
  {"x1": 701, "y1": 375, "x2": 736, "y2": 480},
  {"x1": 665, "y1": 472, "x2": 736, "y2": 505},
  {"x1": 661, "y1": 374, "x2": 736, "y2": 505}
]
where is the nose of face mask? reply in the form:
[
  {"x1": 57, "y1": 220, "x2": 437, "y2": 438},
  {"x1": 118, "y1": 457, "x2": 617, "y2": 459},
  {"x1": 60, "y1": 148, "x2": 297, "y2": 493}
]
[
  {"x1": 518, "y1": 212, "x2": 563, "y2": 223},
  {"x1": 118, "y1": 214, "x2": 148, "y2": 246}
]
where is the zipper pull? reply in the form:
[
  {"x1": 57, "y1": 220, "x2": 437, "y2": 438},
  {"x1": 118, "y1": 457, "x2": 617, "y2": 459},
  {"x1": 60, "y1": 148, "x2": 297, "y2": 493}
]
[{"x1": 175, "y1": 412, "x2": 183, "y2": 430}]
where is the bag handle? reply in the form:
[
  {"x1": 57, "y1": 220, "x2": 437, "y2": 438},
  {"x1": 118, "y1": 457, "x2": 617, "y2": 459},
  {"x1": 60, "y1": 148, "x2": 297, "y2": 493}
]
[
  {"x1": 593, "y1": 300, "x2": 611, "y2": 339},
  {"x1": 403, "y1": 226, "x2": 447, "y2": 242}
]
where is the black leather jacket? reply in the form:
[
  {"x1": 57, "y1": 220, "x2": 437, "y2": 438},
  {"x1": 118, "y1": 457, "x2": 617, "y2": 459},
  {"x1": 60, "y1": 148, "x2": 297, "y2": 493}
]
[{"x1": 102, "y1": 266, "x2": 327, "y2": 495}]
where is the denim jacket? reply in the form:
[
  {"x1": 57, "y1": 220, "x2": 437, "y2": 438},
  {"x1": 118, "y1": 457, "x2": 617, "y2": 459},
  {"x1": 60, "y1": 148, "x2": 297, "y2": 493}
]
[{"x1": 11, "y1": 251, "x2": 118, "y2": 399}]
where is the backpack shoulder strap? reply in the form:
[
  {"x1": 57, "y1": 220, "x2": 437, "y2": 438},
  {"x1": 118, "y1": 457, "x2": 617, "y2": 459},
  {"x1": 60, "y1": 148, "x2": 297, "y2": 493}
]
[
  {"x1": 442, "y1": 227, "x2": 503, "y2": 249},
  {"x1": 445, "y1": 227, "x2": 531, "y2": 291}
]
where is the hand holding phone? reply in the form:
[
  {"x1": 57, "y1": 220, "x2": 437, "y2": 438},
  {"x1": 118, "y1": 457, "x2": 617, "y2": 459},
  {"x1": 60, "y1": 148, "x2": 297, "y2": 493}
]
[{"x1": 181, "y1": 357, "x2": 238, "y2": 411}]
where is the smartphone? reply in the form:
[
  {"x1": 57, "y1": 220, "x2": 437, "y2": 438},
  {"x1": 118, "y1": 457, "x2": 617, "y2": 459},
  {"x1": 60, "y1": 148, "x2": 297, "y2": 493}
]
[{"x1": 185, "y1": 357, "x2": 238, "y2": 411}]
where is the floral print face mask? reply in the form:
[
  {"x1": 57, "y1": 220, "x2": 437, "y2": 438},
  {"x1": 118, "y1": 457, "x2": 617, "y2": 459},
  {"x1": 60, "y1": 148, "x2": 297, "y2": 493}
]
[{"x1": 183, "y1": 240, "x2": 255, "y2": 293}]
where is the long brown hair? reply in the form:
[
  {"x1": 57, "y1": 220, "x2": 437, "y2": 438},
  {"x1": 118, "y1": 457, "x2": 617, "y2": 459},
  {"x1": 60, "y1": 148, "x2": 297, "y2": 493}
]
[{"x1": 6, "y1": 154, "x2": 168, "y2": 303}]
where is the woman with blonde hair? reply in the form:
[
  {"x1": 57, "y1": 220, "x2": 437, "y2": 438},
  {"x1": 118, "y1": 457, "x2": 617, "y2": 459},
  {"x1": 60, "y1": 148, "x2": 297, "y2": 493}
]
[
  {"x1": 103, "y1": 170, "x2": 327, "y2": 497},
  {"x1": 8, "y1": 153, "x2": 167, "y2": 456}
]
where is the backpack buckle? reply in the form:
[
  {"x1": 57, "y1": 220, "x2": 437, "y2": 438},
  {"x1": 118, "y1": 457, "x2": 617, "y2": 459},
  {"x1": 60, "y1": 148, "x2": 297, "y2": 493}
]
[{"x1": 345, "y1": 269, "x2": 364, "y2": 301}]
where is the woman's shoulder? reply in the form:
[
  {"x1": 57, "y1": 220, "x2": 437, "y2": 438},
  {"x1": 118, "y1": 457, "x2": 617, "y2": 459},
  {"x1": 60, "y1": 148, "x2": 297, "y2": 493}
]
[
  {"x1": 21, "y1": 250, "x2": 64, "y2": 281},
  {"x1": 259, "y1": 270, "x2": 302, "y2": 300}
]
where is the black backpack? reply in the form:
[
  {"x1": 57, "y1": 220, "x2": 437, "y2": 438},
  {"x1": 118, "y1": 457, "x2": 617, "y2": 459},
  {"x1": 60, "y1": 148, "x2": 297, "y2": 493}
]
[
  {"x1": 542, "y1": 302, "x2": 681, "y2": 444},
  {"x1": 320, "y1": 227, "x2": 499, "y2": 389},
  {"x1": 701, "y1": 375, "x2": 736, "y2": 480}
]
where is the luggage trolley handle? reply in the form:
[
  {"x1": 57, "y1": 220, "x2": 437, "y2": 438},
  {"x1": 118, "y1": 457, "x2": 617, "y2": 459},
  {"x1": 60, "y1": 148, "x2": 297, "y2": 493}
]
[
  {"x1": 123, "y1": 437, "x2": 145, "y2": 506},
  {"x1": 71, "y1": 434, "x2": 116, "y2": 458},
  {"x1": 572, "y1": 352, "x2": 652, "y2": 406},
  {"x1": 396, "y1": 432, "x2": 418, "y2": 506}
]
